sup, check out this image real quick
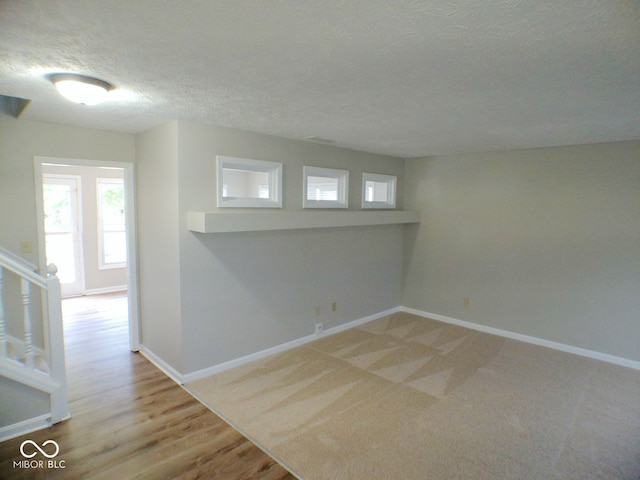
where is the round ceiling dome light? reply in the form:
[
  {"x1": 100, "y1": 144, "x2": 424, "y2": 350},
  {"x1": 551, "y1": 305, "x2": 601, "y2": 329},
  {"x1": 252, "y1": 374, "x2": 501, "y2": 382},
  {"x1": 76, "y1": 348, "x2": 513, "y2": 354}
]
[{"x1": 49, "y1": 73, "x2": 113, "y2": 105}]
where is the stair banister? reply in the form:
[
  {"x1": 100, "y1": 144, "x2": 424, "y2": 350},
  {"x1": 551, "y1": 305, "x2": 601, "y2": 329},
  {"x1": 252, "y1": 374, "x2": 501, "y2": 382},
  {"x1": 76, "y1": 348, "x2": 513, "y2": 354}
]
[
  {"x1": 0, "y1": 246, "x2": 69, "y2": 437},
  {"x1": 0, "y1": 246, "x2": 45, "y2": 289}
]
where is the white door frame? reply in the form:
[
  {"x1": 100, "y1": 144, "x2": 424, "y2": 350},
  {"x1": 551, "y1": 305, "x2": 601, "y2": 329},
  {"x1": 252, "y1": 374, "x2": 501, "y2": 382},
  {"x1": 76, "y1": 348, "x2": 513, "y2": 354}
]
[{"x1": 34, "y1": 156, "x2": 140, "y2": 351}]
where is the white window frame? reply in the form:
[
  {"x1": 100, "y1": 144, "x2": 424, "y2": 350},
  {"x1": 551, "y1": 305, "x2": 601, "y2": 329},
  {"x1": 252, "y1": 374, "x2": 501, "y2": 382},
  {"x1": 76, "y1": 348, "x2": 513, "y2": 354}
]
[
  {"x1": 303, "y1": 166, "x2": 349, "y2": 209},
  {"x1": 361, "y1": 172, "x2": 397, "y2": 209},
  {"x1": 217, "y1": 156, "x2": 283, "y2": 208},
  {"x1": 97, "y1": 177, "x2": 126, "y2": 269}
]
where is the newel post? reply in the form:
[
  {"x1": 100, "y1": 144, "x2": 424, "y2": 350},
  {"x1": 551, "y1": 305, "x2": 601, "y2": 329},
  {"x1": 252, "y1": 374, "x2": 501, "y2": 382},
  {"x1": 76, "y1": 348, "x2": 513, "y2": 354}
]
[{"x1": 46, "y1": 263, "x2": 69, "y2": 423}]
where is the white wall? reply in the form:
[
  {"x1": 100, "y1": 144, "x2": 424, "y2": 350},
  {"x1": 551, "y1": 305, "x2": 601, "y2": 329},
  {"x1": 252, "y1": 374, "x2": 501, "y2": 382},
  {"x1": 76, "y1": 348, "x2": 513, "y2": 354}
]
[
  {"x1": 165, "y1": 121, "x2": 406, "y2": 373},
  {"x1": 403, "y1": 141, "x2": 640, "y2": 362}
]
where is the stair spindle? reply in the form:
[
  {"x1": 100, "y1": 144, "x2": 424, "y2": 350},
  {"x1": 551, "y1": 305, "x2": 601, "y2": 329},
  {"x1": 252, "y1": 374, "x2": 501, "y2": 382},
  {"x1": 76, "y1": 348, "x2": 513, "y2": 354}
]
[{"x1": 20, "y1": 277, "x2": 35, "y2": 369}]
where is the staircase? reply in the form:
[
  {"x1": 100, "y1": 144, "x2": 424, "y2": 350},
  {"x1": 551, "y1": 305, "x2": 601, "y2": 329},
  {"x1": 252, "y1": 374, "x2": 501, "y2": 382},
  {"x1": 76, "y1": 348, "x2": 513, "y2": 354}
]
[{"x1": 0, "y1": 245, "x2": 69, "y2": 439}]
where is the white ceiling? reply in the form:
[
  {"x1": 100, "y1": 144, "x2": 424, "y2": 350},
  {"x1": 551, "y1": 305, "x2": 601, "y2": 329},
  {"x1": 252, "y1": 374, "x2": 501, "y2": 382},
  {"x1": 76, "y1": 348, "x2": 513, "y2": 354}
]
[{"x1": 1, "y1": 0, "x2": 639, "y2": 158}]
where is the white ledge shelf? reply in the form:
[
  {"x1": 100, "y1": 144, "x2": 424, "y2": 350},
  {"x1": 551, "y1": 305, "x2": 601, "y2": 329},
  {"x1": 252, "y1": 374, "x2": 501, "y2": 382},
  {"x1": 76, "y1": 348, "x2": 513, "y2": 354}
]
[{"x1": 188, "y1": 210, "x2": 419, "y2": 233}]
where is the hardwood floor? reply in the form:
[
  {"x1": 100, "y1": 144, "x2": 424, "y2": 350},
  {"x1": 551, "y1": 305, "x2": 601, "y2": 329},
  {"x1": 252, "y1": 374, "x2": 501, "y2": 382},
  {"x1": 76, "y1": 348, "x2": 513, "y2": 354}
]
[{"x1": 0, "y1": 292, "x2": 296, "y2": 480}]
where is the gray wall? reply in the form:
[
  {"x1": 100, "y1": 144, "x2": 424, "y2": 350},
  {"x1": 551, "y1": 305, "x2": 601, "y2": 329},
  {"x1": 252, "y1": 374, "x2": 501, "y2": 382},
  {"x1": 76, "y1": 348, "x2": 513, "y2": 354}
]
[
  {"x1": 145, "y1": 120, "x2": 407, "y2": 373},
  {"x1": 136, "y1": 121, "x2": 183, "y2": 371},
  {"x1": 403, "y1": 141, "x2": 640, "y2": 361}
]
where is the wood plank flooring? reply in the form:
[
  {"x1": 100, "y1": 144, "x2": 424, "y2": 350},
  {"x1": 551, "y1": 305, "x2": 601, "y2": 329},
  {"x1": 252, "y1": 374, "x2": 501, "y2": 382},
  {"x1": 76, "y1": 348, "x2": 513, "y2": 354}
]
[{"x1": 0, "y1": 292, "x2": 296, "y2": 479}]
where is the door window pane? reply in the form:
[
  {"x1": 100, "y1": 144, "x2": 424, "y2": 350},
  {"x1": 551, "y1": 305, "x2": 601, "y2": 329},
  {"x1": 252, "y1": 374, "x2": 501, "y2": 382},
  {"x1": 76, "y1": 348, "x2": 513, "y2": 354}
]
[{"x1": 43, "y1": 184, "x2": 72, "y2": 232}]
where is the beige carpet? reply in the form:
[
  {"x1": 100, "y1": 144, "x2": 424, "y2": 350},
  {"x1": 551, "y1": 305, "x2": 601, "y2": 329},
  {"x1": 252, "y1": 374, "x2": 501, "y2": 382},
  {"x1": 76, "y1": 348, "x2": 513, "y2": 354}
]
[{"x1": 186, "y1": 312, "x2": 640, "y2": 479}]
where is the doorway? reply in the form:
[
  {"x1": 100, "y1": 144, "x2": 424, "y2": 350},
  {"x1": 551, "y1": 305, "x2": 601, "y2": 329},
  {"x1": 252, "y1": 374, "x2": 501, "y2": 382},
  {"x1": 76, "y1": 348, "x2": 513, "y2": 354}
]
[{"x1": 34, "y1": 156, "x2": 140, "y2": 351}]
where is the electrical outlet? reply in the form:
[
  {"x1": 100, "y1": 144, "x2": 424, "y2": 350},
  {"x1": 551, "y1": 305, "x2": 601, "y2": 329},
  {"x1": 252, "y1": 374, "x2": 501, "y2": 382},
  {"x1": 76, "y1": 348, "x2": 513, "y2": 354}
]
[
  {"x1": 463, "y1": 297, "x2": 470, "y2": 307},
  {"x1": 314, "y1": 306, "x2": 321, "y2": 316},
  {"x1": 21, "y1": 240, "x2": 33, "y2": 254},
  {"x1": 331, "y1": 301, "x2": 337, "y2": 312},
  {"x1": 315, "y1": 322, "x2": 324, "y2": 335}
]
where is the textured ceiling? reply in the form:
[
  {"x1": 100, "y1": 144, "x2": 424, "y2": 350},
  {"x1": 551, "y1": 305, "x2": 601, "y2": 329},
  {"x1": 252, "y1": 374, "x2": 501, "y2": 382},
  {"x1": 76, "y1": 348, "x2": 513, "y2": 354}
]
[{"x1": 1, "y1": 0, "x2": 639, "y2": 158}]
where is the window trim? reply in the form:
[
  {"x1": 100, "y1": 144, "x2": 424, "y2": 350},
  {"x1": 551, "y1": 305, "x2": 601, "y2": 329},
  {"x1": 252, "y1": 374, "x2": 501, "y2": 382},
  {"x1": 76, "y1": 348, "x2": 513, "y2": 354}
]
[
  {"x1": 217, "y1": 156, "x2": 283, "y2": 208},
  {"x1": 97, "y1": 177, "x2": 126, "y2": 270},
  {"x1": 361, "y1": 172, "x2": 397, "y2": 209},
  {"x1": 303, "y1": 166, "x2": 349, "y2": 209}
]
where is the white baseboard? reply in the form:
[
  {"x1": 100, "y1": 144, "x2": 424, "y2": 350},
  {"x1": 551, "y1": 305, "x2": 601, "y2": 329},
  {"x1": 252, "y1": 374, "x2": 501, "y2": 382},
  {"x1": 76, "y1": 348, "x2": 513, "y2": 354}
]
[
  {"x1": 142, "y1": 304, "x2": 640, "y2": 387},
  {"x1": 400, "y1": 306, "x2": 640, "y2": 371},
  {"x1": 138, "y1": 346, "x2": 185, "y2": 385},
  {"x1": 83, "y1": 285, "x2": 127, "y2": 296},
  {"x1": 0, "y1": 414, "x2": 51, "y2": 442},
  {"x1": 181, "y1": 307, "x2": 401, "y2": 384}
]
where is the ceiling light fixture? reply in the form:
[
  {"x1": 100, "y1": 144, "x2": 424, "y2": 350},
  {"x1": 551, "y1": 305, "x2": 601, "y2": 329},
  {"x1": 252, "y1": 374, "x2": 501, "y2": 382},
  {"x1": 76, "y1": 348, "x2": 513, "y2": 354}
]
[{"x1": 49, "y1": 73, "x2": 113, "y2": 105}]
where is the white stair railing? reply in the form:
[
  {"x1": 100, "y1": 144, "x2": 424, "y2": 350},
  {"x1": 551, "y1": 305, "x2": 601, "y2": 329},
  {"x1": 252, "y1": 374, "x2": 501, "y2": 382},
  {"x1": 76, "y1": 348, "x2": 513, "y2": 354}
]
[{"x1": 0, "y1": 245, "x2": 69, "y2": 425}]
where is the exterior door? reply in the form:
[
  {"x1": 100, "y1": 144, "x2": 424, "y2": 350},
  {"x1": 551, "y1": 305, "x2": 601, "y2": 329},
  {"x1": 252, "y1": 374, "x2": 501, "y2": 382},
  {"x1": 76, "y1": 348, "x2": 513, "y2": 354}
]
[{"x1": 43, "y1": 174, "x2": 85, "y2": 297}]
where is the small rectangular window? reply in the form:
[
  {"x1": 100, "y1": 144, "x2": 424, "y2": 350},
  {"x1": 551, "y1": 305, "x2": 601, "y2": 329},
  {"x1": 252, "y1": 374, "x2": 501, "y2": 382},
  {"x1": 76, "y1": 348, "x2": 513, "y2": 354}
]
[
  {"x1": 97, "y1": 178, "x2": 126, "y2": 269},
  {"x1": 303, "y1": 166, "x2": 349, "y2": 209},
  {"x1": 217, "y1": 156, "x2": 283, "y2": 208},
  {"x1": 362, "y1": 173, "x2": 396, "y2": 209}
]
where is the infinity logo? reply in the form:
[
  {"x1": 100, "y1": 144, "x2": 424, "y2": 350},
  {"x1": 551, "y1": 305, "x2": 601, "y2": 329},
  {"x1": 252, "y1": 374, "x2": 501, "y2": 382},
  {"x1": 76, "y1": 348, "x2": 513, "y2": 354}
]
[{"x1": 19, "y1": 440, "x2": 60, "y2": 459}]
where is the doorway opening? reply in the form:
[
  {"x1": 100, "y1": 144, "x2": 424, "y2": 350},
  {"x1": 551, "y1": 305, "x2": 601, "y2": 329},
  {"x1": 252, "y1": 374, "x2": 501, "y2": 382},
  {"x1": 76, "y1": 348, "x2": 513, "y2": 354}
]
[{"x1": 34, "y1": 157, "x2": 139, "y2": 351}]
